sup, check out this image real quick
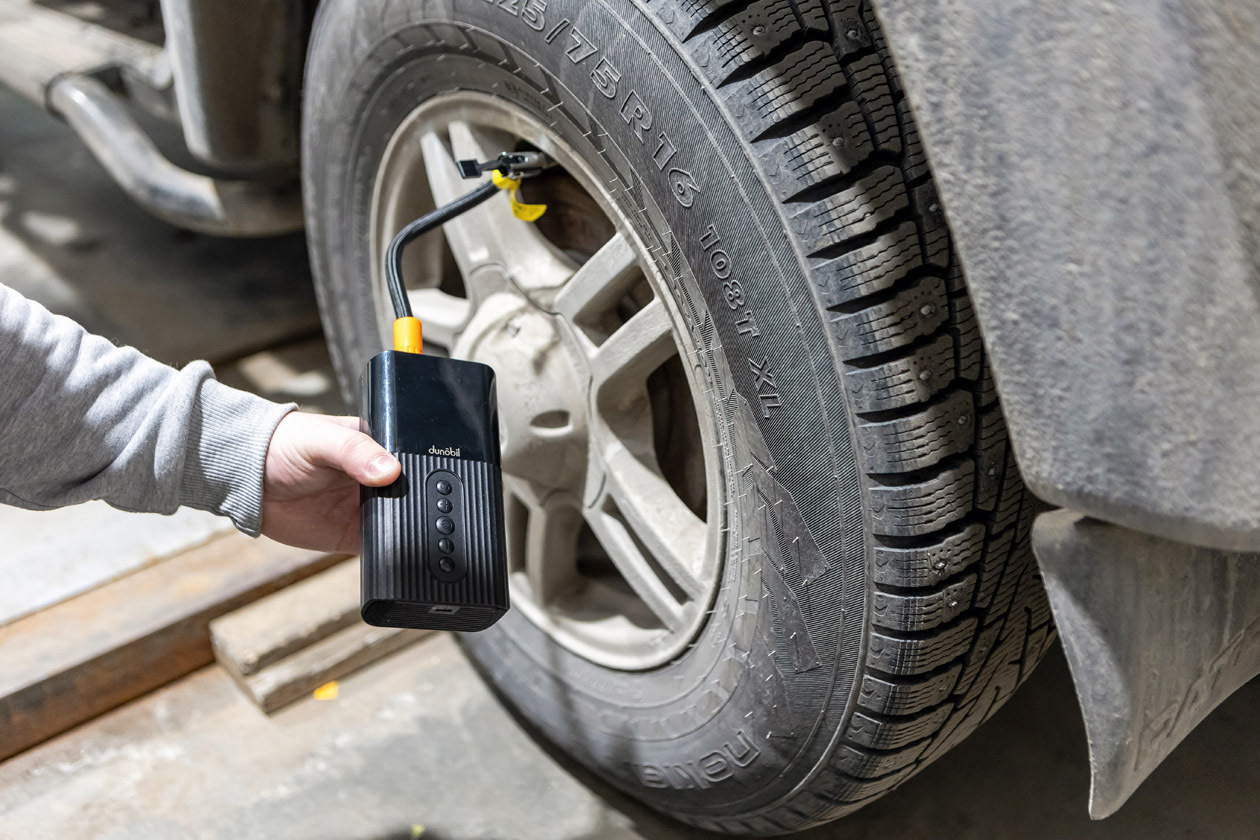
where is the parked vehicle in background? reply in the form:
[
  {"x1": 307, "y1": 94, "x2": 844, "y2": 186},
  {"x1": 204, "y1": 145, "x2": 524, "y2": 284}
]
[{"x1": 3, "y1": 0, "x2": 1259, "y2": 832}]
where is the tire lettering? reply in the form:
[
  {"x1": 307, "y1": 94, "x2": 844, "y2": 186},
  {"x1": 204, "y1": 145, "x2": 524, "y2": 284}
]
[
  {"x1": 543, "y1": 18, "x2": 570, "y2": 43},
  {"x1": 749, "y1": 358, "x2": 781, "y2": 417},
  {"x1": 521, "y1": 0, "x2": 546, "y2": 30},
  {"x1": 565, "y1": 26, "x2": 598, "y2": 64},
  {"x1": 590, "y1": 57, "x2": 620, "y2": 98},
  {"x1": 528, "y1": 6, "x2": 703, "y2": 207},
  {"x1": 629, "y1": 730, "x2": 761, "y2": 790},
  {"x1": 736, "y1": 310, "x2": 760, "y2": 337},
  {"x1": 619, "y1": 90, "x2": 653, "y2": 142},
  {"x1": 652, "y1": 132, "x2": 677, "y2": 171}
]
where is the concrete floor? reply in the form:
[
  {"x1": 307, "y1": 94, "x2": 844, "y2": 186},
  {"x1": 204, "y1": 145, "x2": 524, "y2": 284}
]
[
  {"x1": 1, "y1": 81, "x2": 1258, "y2": 840},
  {"x1": 1, "y1": 638, "x2": 1258, "y2": 840}
]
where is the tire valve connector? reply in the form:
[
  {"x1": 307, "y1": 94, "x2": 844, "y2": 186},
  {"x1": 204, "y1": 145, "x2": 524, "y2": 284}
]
[{"x1": 359, "y1": 150, "x2": 550, "y2": 632}]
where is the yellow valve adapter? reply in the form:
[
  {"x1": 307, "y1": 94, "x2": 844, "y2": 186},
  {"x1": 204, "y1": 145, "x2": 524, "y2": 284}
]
[{"x1": 492, "y1": 169, "x2": 547, "y2": 221}]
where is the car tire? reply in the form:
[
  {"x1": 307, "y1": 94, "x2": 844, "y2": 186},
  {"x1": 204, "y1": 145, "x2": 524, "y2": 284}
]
[{"x1": 301, "y1": 0, "x2": 1055, "y2": 834}]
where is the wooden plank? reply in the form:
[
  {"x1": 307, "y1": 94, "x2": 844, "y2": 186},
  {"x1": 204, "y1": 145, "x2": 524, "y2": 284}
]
[
  {"x1": 232, "y1": 623, "x2": 431, "y2": 714},
  {"x1": 0, "y1": 533, "x2": 343, "y2": 761},
  {"x1": 210, "y1": 558, "x2": 361, "y2": 679}
]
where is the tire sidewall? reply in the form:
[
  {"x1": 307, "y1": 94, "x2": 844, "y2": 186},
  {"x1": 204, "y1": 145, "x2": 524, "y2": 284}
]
[{"x1": 303, "y1": 0, "x2": 869, "y2": 821}]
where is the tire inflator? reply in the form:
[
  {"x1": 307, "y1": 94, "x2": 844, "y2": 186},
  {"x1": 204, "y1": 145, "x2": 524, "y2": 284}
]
[{"x1": 359, "y1": 152, "x2": 549, "y2": 631}]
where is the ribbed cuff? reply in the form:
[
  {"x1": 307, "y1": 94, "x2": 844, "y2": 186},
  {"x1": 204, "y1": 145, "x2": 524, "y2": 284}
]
[{"x1": 179, "y1": 377, "x2": 296, "y2": 537}]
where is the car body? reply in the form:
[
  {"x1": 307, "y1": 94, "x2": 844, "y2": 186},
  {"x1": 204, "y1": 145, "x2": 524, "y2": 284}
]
[{"x1": 3, "y1": 0, "x2": 1258, "y2": 826}]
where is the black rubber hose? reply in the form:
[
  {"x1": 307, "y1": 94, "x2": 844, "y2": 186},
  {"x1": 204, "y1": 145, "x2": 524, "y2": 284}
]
[{"x1": 384, "y1": 179, "x2": 500, "y2": 319}]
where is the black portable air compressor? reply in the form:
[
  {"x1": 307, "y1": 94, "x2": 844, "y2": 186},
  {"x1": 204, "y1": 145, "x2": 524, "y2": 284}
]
[
  {"x1": 359, "y1": 350, "x2": 508, "y2": 632},
  {"x1": 358, "y1": 151, "x2": 548, "y2": 632}
]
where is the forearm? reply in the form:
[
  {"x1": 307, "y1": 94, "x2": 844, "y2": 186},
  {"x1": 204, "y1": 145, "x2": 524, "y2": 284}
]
[{"x1": 0, "y1": 284, "x2": 293, "y2": 535}]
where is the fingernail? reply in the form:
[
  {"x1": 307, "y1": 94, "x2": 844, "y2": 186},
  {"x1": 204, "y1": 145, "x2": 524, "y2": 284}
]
[{"x1": 367, "y1": 454, "x2": 397, "y2": 480}]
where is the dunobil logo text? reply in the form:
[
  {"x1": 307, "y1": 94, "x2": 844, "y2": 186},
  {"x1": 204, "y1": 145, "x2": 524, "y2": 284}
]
[{"x1": 429, "y1": 445, "x2": 461, "y2": 457}]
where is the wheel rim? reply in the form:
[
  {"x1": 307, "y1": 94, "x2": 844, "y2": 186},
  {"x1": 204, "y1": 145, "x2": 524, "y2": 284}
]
[{"x1": 369, "y1": 93, "x2": 724, "y2": 670}]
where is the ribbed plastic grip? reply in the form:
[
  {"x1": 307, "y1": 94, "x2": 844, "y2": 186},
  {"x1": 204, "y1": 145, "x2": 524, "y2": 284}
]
[{"x1": 361, "y1": 453, "x2": 509, "y2": 631}]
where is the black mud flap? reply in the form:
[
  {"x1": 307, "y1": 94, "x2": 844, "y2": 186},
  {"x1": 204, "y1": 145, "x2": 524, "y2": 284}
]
[{"x1": 1033, "y1": 511, "x2": 1260, "y2": 818}]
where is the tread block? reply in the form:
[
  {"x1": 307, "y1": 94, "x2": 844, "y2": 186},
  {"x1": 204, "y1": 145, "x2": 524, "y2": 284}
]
[
  {"x1": 869, "y1": 458, "x2": 975, "y2": 538},
  {"x1": 911, "y1": 181, "x2": 951, "y2": 268},
  {"x1": 795, "y1": 165, "x2": 909, "y2": 254},
  {"x1": 949, "y1": 294, "x2": 984, "y2": 381},
  {"x1": 856, "y1": 389, "x2": 974, "y2": 474},
  {"x1": 844, "y1": 332, "x2": 955, "y2": 413},
  {"x1": 870, "y1": 574, "x2": 977, "y2": 632},
  {"x1": 866, "y1": 617, "x2": 977, "y2": 675},
  {"x1": 847, "y1": 704, "x2": 952, "y2": 749},
  {"x1": 952, "y1": 621, "x2": 1003, "y2": 697},
  {"x1": 699, "y1": 0, "x2": 829, "y2": 85},
  {"x1": 832, "y1": 741, "x2": 926, "y2": 779},
  {"x1": 729, "y1": 41, "x2": 848, "y2": 139},
  {"x1": 989, "y1": 449, "x2": 1027, "y2": 533},
  {"x1": 976, "y1": 362, "x2": 999, "y2": 407},
  {"x1": 815, "y1": 761, "x2": 919, "y2": 803},
  {"x1": 816, "y1": 221, "x2": 922, "y2": 308},
  {"x1": 1027, "y1": 582, "x2": 1054, "y2": 630},
  {"x1": 897, "y1": 96, "x2": 930, "y2": 182},
  {"x1": 831, "y1": 276, "x2": 948, "y2": 359},
  {"x1": 673, "y1": 0, "x2": 759, "y2": 38},
  {"x1": 1021, "y1": 622, "x2": 1052, "y2": 679},
  {"x1": 859, "y1": 662, "x2": 962, "y2": 716},
  {"x1": 844, "y1": 52, "x2": 899, "y2": 152},
  {"x1": 972, "y1": 525, "x2": 1016, "y2": 610},
  {"x1": 827, "y1": 1, "x2": 872, "y2": 57},
  {"x1": 762, "y1": 100, "x2": 874, "y2": 200},
  {"x1": 973, "y1": 407, "x2": 1008, "y2": 512},
  {"x1": 871, "y1": 522, "x2": 985, "y2": 588},
  {"x1": 986, "y1": 541, "x2": 1034, "y2": 621}
]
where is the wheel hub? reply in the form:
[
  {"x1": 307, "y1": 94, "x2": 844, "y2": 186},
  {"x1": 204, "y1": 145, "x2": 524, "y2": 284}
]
[
  {"x1": 453, "y1": 291, "x2": 589, "y2": 494},
  {"x1": 370, "y1": 92, "x2": 726, "y2": 669}
]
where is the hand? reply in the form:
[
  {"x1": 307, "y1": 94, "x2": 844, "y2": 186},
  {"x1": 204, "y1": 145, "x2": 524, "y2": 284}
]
[{"x1": 261, "y1": 413, "x2": 401, "y2": 553}]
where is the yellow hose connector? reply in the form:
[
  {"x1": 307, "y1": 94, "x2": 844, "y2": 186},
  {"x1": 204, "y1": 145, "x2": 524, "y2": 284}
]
[{"x1": 393, "y1": 316, "x2": 423, "y2": 354}]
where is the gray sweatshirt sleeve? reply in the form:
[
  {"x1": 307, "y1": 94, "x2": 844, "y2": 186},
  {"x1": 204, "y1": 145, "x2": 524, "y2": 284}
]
[{"x1": 0, "y1": 283, "x2": 295, "y2": 536}]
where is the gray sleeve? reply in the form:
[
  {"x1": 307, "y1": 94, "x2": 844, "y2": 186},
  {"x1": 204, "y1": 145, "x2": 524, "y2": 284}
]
[{"x1": 0, "y1": 283, "x2": 295, "y2": 536}]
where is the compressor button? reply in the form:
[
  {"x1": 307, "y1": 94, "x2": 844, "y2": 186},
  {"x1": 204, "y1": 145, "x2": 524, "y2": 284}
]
[
  {"x1": 436, "y1": 480, "x2": 452, "y2": 495},
  {"x1": 438, "y1": 537, "x2": 455, "y2": 554},
  {"x1": 436, "y1": 497, "x2": 452, "y2": 513},
  {"x1": 436, "y1": 516, "x2": 455, "y2": 535}
]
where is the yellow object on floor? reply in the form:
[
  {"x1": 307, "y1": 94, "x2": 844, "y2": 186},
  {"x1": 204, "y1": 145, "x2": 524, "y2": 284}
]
[{"x1": 312, "y1": 681, "x2": 339, "y2": 701}]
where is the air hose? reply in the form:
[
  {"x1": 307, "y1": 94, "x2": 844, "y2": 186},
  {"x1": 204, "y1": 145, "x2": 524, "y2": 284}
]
[{"x1": 383, "y1": 150, "x2": 550, "y2": 353}]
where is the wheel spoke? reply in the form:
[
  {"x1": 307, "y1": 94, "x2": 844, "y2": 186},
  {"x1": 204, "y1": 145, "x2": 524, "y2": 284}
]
[
  {"x1": 553, "y1": 231, "x2": 639, "y2": 323},
  {"x1": 583, "y1": 497, "x2": 688, "y2": 631},
  {"x1": 405, "y1": 288, "x2": 471, "y2": 349},
  {"x1": 601, "y1": 444, "x2": 707, "y2": 599},
  {"x1": 590, "y1": 296, "x2": 676, "y2": 389},
  {"x1": 418, "y1": 120, "x2": 574, "y2": 297},
  {"x1": 521, "y1": 495, "x2": 583, "y2": 607}
]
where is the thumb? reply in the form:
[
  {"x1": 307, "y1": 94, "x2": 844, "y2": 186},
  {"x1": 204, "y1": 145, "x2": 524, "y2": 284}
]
[{"x1": 306, "y1": 419, "x2": 401, "y2": 486}]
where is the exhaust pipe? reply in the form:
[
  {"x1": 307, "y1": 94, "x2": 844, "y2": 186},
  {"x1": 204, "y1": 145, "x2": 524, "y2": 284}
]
[{"x1": 47, "y1": 75, "x2": 302, "y2": 237}]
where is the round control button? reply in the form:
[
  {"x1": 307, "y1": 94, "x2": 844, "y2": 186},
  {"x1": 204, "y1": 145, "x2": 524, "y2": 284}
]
[
  {"x1": 436, "y1": 497, "x2": 452, "y2": 513},
  {"x1": 436, "y1": 516, "x2": 455, "y2": 535},
  {"x1": 438, "y1": 557, "x2": 455, "y2": 574},
  {"x1": 435, "y1": 480, "x2": 452, "y2": 495},
  {"x1": 438, "y1": 537, "x2": 454, "y2": 554}
]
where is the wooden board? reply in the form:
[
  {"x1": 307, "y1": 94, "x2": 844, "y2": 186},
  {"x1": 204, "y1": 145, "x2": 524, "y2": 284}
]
[
  {"x1": 232, "y1": 623, "x2": 429, "y2": 714},
  {"x1": 210, "y1": 557, "x2": 431, "y2": 714},
  {"x1": 0, "y1": 534, "x2": 343, "y2": 761},
  {"x1": 210, "y1": 558, "x2": 362, "y2": 679}
]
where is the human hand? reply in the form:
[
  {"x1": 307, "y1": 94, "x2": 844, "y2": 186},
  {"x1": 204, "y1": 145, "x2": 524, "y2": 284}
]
[{"x1": 261, "y1": 413, "x2": 401, "y2": 553}]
